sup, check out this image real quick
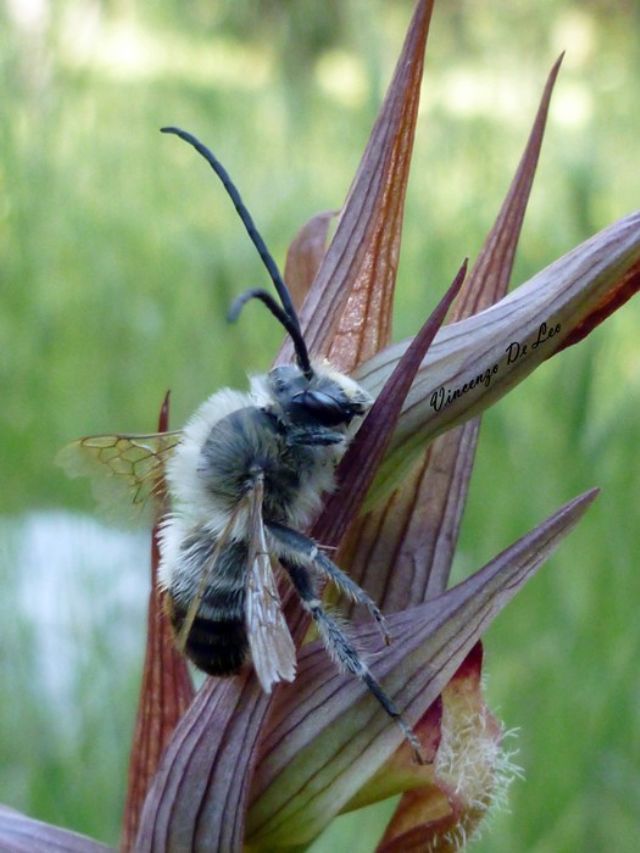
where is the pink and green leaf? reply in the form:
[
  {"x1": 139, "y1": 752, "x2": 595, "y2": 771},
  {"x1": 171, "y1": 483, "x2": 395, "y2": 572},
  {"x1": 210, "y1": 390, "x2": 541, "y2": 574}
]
[
  {"x1": 0, "y1": 805, "x2": 111, "y2": 853},
  {"x1": 339, "y1": 54, "x2": 565, "y2": 608},
  {"x1": 313, "y1": 259, "x2": 467, "y2": 550},
  {"x1": 361, "y1": 211, "x2": 640, "y2": 508},
  {"x1": 246, "y1": 489, "x2": 598, "y2": 849}
]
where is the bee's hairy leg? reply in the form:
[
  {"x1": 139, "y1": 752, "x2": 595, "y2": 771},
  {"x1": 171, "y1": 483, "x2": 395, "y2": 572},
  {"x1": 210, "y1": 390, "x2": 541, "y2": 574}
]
[
  {"x1": 266, "y1": 522, "x2": 391, "y2": 645},
  {"x1": 280, "y1": 558, "x2": 425, "y2": 764}
]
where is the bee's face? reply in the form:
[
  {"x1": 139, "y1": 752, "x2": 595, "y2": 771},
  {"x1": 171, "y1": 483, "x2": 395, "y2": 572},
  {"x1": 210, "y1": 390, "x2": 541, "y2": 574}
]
[{"x1": 267, "y1": 365, "x2": 372, "y2": 428}]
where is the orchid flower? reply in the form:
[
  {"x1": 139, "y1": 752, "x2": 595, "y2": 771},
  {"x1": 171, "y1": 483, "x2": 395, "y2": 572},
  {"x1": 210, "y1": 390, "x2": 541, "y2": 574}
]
[{"x1": 2, "y1": 1, "x2": 638, "y2": 851}]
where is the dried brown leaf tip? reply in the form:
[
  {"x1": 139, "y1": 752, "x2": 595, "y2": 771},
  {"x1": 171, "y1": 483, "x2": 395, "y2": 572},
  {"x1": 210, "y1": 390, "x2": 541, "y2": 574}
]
[
  {"x1": 278, "y1": 0, "x2": 436, "y2": 372},
  {"x1": 121, "y1": 392, "x2": 194, "y2": 852},
  {"x1": 20, "y1": 3, "x2": 638, "y2": 852},
  {"x1": 376, "y1": 644, "x2": 515, "y2": 853}
]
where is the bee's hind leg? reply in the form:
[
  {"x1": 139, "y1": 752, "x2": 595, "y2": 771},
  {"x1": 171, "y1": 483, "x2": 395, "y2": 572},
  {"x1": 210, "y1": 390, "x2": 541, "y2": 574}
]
[
  {"x1": 279, "y1": 557, "x2": 425, "y2": 764},
  {"x1": 266, "y1": 522, "x2": 391, "y2": 645}
]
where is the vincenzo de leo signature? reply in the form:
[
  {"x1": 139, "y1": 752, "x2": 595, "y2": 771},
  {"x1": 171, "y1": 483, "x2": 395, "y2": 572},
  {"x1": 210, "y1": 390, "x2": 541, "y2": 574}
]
[{"x1": 430, "y1": 320, "x2": 562, "y2": 413}]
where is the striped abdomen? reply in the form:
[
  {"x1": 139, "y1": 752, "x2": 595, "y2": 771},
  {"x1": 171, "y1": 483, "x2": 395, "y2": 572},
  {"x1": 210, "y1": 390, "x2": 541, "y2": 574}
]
[{"x1": 167, "y1": 538, "x2": 249, "y2": 677}]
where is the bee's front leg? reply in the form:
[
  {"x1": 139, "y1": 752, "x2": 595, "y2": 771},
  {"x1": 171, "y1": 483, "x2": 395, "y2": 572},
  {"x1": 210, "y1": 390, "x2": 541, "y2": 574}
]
[{"x1": 285, "y1": 427, "x2": 345, "y2": 447}]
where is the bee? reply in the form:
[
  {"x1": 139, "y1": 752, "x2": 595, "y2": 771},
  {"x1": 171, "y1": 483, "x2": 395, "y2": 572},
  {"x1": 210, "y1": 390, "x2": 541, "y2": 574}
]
[{"x1": 58, "y1": 127, "x2": 423, "y2": 761}]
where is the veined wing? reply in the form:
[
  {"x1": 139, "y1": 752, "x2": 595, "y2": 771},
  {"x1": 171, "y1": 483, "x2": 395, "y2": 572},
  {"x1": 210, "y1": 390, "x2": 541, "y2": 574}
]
[
  {"x1": 245, "y1": 473, "x2": 296, "y2": 693},
  {"x1": 56, "y1": 431, "x2": 182, "y2": 523}
]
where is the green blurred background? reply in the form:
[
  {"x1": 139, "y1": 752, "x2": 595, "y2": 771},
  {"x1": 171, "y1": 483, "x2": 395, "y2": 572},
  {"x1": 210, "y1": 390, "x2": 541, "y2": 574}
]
[{"x1": 1, "y1": 0, "x2": 639, "y2": 850}]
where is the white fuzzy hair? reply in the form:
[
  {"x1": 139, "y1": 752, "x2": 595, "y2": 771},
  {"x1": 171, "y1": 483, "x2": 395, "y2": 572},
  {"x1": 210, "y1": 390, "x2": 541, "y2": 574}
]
[{"x1": 165, "y1": 388, "x2": 250, "y2": 527}]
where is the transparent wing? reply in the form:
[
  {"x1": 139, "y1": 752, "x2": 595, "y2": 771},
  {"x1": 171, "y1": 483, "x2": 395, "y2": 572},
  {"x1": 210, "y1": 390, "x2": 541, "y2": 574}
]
[
  {"x1": 175, "y1": 501, "x2": 245, "y2": 654},
  {"x1": 56, "y1": 431, "x2": 182, "y2": 524},
  {"x1": 245, "y1": 474, "x2": 296, "y2": 693}
]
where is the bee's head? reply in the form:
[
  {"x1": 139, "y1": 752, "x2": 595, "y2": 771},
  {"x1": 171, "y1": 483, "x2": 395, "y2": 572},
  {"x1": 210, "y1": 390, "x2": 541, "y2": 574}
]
[{"x1": 266, "y1": 364, "x2": 372, "y2": 428}]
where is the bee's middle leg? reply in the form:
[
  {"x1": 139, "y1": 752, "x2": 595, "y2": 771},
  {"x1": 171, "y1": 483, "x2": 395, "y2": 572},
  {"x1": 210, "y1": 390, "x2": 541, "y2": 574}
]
[{"x1": 266, "y1": 522, "x2": 391, "y2": 644}]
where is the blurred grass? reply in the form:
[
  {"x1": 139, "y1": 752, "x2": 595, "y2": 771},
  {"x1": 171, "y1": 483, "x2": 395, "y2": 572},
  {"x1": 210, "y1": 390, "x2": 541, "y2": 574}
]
[{"x1": 1, "y1": 0, "x2": 639, "y2": 849}]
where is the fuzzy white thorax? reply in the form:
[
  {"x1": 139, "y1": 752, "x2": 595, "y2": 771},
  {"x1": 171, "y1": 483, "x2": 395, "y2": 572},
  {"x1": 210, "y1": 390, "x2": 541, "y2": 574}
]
[
  {"x1": 164, "y1": 387, "x2": 250, "y2": 528},
  {"x1": 158, "y1": 388, "x2": 253, "y2": 591}
]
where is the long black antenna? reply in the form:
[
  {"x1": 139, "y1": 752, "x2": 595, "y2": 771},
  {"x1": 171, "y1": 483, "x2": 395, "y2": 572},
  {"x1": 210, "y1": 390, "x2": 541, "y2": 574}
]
[{"x1": 161, "y1": 126, "x2": 313, "y2": 378}]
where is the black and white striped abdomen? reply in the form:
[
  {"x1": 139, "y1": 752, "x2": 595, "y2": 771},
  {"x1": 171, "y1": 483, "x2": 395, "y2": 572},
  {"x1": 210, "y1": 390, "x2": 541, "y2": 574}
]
[{"x1": 165, "y1": 533, "x2": 250, "y2": 677}]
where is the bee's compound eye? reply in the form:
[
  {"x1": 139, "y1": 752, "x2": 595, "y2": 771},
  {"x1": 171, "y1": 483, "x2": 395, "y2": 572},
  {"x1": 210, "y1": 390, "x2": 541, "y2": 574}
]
[{"x1": 268, "y1": 365, "x2": 304, "y2": 397}]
